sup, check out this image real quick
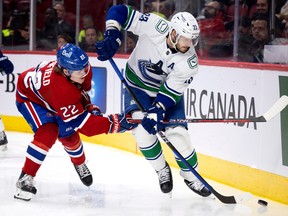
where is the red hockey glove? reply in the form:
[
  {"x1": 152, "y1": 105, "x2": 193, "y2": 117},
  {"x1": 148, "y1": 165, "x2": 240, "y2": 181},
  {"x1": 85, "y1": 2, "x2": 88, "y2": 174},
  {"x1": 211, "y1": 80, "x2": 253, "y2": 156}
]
[
  {"x1": 86, "y1": 104, "x2": 102, "y2": 116},
  {"x1": 108, "y1": 113, "x2": 138, "y2": 133}
]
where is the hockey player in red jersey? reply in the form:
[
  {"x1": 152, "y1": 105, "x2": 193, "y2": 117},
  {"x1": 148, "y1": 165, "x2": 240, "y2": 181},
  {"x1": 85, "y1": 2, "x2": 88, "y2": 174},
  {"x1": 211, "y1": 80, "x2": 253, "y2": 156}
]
[{"x1": 14, "y1": 43, "x2": 137, "y2": 201}]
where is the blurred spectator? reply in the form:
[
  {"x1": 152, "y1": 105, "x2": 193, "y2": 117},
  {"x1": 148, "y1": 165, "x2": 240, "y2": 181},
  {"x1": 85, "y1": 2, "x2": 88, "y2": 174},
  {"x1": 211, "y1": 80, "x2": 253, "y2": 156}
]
[
  {"x1": 55, "y1": 34, "x2": 73, "y2": 51},
  {"x1": 127, "y1": 0, "x2": 139, "y2": 10},
  {"x1": 2, "y1": 9, "x2": 29, "y2": 47},
  {"x1": 270, "y1": 21, "x2": 288, "y2": 45},
  {"x1": 78, "y1": 15, "x2": 94, "y2": 43},
  {"x1": 196, "y1": 1, "x2": 232, "y2": 58},
  {"x1": 36, "y1": 7, "x2": 58, "y2": 50},
  {"x1": 54, "y1": 3, "x2": 76, "y2": 43},
  {"x1": 159, "y1": 0, "x2": 176, "y2": 20},
  {"x1": 276, "y1": 1, "x2": 288, "y2": 22},
  {"x1": 226, "y1": 0, "x2": 249, "y2": 24},
  {"x1": 251, "y1": 0, "x2": 282, "y2": 37},
  {"x1": 237, "y1": 16, "x2": 254, "y2": 61},
  {"x1": 255, "y1": 0, "x2": 269, "y2": 14},
  {"x1": 172, "y1": 0, "x2": 199, "y2": 17},
  {"x1": 79, "y1": 27, "x2": 98, "y2": 52},
  {"x1": 150, "y1": 0, "x2": 167, "y2": 18},
  {"x1": 118, "y1": 32, "x2": 138, "y2": 54},
  {"x1": 144, "y1": 0, "x2": 175, "y2": 20},
  {"x1": 240, "y1": 13, "x2": 271, "y2": 62},
  {"x1": 78, "y1": 15, "x2": 103, "y2": 44},
  {"x1": 144, "y1": 0, "x2": 153, "y2": 13},
  {"x1": 126, "y1": 33, "x2": 138, "y2": 53}
]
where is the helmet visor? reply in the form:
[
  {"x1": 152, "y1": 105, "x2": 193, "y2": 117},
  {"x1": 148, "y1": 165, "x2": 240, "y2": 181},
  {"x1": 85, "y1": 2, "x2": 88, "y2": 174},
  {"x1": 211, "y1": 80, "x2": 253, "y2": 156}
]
[
  {"x1": 178, "y1": 36, "x2": 199, "y2": 47},
  {"x1": 178, "y1": 36, "x2": 193, "y2": 47},
  {"x1": 68, "y1": 64, "x2": 90, "y2": 78}
]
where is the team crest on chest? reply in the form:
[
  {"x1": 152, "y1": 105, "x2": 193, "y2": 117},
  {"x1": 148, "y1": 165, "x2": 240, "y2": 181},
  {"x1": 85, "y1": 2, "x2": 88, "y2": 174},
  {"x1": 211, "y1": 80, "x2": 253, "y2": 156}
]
[{"x1": 138, "y1": 59, "x2": 166, "y2": 84}]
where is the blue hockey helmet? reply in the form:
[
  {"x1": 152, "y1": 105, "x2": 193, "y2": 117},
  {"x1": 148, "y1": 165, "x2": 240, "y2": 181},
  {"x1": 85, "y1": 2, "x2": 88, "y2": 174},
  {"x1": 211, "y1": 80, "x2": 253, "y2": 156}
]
[{"x1": 57, "y1": 43, "x2": 89, "y2": 71}]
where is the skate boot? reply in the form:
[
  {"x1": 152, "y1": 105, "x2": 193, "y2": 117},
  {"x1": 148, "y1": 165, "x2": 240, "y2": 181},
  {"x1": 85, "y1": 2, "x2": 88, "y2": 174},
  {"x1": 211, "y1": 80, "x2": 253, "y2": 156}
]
[
  {"x1": 156, "y1": 162, "x2": 173, "y2": 194},
  {"x1": 184, "y1": 179, "x2": 211, "y2": 197},
  {"x1": 0, "y1": 131, "x2": 8, "y2": 151},
  {"x1": 14, "y1": 174, "x2": 37, "y2": 201},
  {"x1": 74, "y1": 163, "x2": 93, "y2": 186}
]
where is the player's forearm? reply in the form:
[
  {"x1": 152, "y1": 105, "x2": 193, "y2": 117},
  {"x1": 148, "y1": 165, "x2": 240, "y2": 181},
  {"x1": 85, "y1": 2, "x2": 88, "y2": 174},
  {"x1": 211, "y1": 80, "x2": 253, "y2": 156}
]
[
  {"x1": 77, "y1": 115, "x2": 111, "y2": 136},
  {"x1": 106, "y1": 4, "x2": 130, "y2": 30}
]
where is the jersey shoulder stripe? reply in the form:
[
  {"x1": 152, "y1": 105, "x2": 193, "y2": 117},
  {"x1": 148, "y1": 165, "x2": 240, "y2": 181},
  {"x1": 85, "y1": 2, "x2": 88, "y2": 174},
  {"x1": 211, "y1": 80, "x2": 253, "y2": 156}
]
[{"x1": 124, "y1": 7, "x2": 136, "y2": 30}]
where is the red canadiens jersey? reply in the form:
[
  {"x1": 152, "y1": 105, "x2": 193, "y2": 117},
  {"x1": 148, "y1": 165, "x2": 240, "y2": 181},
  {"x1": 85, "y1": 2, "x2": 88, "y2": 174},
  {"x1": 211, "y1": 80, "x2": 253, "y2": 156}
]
[{"x1": 16, "y1": 60, "x2": 111, "y2": 136}]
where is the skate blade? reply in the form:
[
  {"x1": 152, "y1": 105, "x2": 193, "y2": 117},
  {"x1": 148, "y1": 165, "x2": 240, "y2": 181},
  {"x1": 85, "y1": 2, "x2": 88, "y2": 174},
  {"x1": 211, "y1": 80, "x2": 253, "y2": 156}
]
[{"x1": 14, "y1": 188, "x2": 33, "y2": 201}]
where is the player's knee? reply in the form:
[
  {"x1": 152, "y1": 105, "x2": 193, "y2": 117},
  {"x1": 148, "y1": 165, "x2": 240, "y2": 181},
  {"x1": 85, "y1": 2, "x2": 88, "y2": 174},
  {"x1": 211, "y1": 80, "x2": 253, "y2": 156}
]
[
  {"x1": 58, "y1": 132, "x2": 81, "y2": 149},
  {"x1": 131, "y1": 110, "x2": 157, "y2": 146},
  {"x1": 33, "y1": 123, "x2": 58, "y2": 149},
  {"x1": 165, "y1": 126, "x2": 189, "y2": 140},
  {"x1": 132, "y1": 123, "x2": 157, "y2": 147},
  {"x1": 165, "y1": 126, "x2": 194, "y2": 153}
]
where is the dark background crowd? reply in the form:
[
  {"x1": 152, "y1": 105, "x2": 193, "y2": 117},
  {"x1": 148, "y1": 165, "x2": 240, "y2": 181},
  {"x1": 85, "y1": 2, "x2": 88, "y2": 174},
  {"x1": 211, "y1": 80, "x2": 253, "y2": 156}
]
[{"x1": 1, "y1": 0, "x2": 288, "y2": 64}]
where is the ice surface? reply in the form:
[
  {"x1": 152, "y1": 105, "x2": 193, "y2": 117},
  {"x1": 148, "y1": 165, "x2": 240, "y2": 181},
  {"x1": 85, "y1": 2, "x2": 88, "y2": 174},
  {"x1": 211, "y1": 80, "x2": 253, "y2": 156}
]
[{"x1": 0, "y1": 132, "x2": 287, "y2": 216}]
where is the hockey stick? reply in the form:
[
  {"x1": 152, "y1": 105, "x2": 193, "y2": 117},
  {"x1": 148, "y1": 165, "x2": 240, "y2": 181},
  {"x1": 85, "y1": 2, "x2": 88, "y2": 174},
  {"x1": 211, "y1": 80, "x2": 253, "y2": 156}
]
[
  {"x1": 161, "y1": 95, "x2": 288, "y2": 124},
  {"x1": 109, "y1": 58, "x2": 250, "y2": 204},
  {"x1": 128, "y1": 95, "x2": 288, "y2": 124}
]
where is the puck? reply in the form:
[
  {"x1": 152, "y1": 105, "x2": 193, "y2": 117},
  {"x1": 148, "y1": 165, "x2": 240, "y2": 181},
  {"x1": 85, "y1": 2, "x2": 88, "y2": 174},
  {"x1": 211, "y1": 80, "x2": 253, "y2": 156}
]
[{"x1": 258, "y1": 199, "x2": 268, "y2": 206}]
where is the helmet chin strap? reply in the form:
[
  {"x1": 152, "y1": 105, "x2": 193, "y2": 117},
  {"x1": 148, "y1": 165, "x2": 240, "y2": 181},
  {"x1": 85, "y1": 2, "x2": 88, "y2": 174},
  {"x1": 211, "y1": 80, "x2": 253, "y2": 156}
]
[{"x1": 168, "y1": 31, "x2": 179, "y2": 51}]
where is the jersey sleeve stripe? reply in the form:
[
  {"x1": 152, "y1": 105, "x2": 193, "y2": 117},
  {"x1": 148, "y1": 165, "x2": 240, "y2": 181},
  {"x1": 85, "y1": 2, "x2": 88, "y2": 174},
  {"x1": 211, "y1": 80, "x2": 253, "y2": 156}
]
[{"x1": 124, "y1": 8, "x2": 136, "y2": 30}]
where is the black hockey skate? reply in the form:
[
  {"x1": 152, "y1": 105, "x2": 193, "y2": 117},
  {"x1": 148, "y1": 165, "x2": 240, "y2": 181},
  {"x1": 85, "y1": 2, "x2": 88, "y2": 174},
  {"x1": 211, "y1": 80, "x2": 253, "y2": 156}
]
[
  {"x1": 0, "y1": 131, "x2": 8, "y2": 151},
  {"x1": 14, "y1": 174, "x2": 37, "y2": 201},
  {"x1": 156, "y1": 162, "x2": 173, "y2": 193},
  {"x1": 184, "y1": 179, "x2": 211, "y2": 197},
  {"x1": 74, "y1": 163, "x2": 93, "y2": 186}
]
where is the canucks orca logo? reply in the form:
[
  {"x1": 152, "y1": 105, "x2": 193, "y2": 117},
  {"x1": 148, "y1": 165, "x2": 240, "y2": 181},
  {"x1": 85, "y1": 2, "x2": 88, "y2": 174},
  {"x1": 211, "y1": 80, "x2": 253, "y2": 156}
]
[{"x1": 138, "y1": 60, "x2": 166, "y2": 84}]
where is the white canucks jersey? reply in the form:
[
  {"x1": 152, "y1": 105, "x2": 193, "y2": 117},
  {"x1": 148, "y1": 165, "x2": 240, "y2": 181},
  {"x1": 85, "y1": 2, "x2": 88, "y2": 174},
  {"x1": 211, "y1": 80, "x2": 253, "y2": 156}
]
[{"x1": 122, "y1": 8, "x2": 198, "y2": 105}]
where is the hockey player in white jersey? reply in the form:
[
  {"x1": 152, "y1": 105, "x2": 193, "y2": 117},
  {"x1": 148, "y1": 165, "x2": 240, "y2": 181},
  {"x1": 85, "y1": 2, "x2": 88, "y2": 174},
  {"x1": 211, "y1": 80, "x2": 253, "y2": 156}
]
[{"x1": 96, "y1": 4, "x2": 211, "y2": 197}]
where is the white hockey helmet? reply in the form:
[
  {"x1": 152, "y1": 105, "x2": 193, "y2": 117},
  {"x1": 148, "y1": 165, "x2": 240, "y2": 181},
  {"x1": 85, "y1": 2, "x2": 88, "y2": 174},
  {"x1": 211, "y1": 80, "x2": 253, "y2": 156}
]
[{"x1": 169, "y1": 12, "x2": 200, "y2": 48}]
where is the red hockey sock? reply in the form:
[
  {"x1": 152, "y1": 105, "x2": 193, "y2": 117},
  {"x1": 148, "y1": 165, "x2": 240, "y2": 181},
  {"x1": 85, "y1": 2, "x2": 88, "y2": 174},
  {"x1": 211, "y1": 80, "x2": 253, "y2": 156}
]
[
  {"x1": 58, "y1": 132, "x2": 86, "y2": 166},
  {"x1": 22, "y1": 123, "x2": 58, "y2": 177}
]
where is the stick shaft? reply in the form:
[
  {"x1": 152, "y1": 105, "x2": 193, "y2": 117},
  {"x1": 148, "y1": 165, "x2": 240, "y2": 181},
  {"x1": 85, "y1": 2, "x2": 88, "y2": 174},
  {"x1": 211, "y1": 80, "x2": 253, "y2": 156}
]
[
  {"x1": 108, "y1": 58, "x2": 145, "y2": 112},
  {"x1": 163, "y1": 95, "x2": 288, "y2": 124},
  {"x1": 163, "y1": 116, "x2": 265, "y2": 123}
]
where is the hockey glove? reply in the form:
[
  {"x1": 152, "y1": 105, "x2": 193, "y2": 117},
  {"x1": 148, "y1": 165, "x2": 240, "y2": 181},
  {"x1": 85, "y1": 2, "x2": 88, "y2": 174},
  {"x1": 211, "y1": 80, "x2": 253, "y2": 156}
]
[
  {"x1": 147, "y1": 102, "x2": 166, "y2": 132},
  {"x1": 141, "y1": 116, "x2": 157, "y2": 135},
  {"x1": 0, "y1": 51, "x2": 14, "y2": 75},
  {"x1": 86, "y1": 104, "x2": 102, "y2": 116},
  {"x1": 95, "y1": 29, "x2": 122, "y2": 61},
  {"x1": 108, "y1": 113, "x2": 138, "y2": 133}
]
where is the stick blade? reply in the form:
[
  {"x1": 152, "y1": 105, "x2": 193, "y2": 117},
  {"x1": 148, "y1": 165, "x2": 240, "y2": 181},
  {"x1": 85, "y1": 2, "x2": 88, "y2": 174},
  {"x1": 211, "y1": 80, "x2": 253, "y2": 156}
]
[
  {"x1": 262, "y1": 95, "x2": 288, "y2": 121},
  {"x1": 234, "y1": 192, "x2": 252, "y2": 204}
]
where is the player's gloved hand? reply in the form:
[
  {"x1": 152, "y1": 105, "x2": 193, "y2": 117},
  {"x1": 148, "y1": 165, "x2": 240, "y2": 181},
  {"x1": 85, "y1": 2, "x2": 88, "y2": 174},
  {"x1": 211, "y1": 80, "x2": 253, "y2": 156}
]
[
  {"x1": 147, "y1": 102, "x2": 166, "y2": 131},
  {"x1": 86, "y1": 104, "x2": 102, "y2": 116},
  {"x1": 0, "y1": 51, "x2": 14, "y2": 75},
  {"x1": 141, "y1": 116, "x2": 157, "y2": 135},
  {"x1": 108, "y1": 113, "x2": 138, "y2": 133},
  {"x1": 95, "y1": 29, "x2": 122, "y2": 61}
]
